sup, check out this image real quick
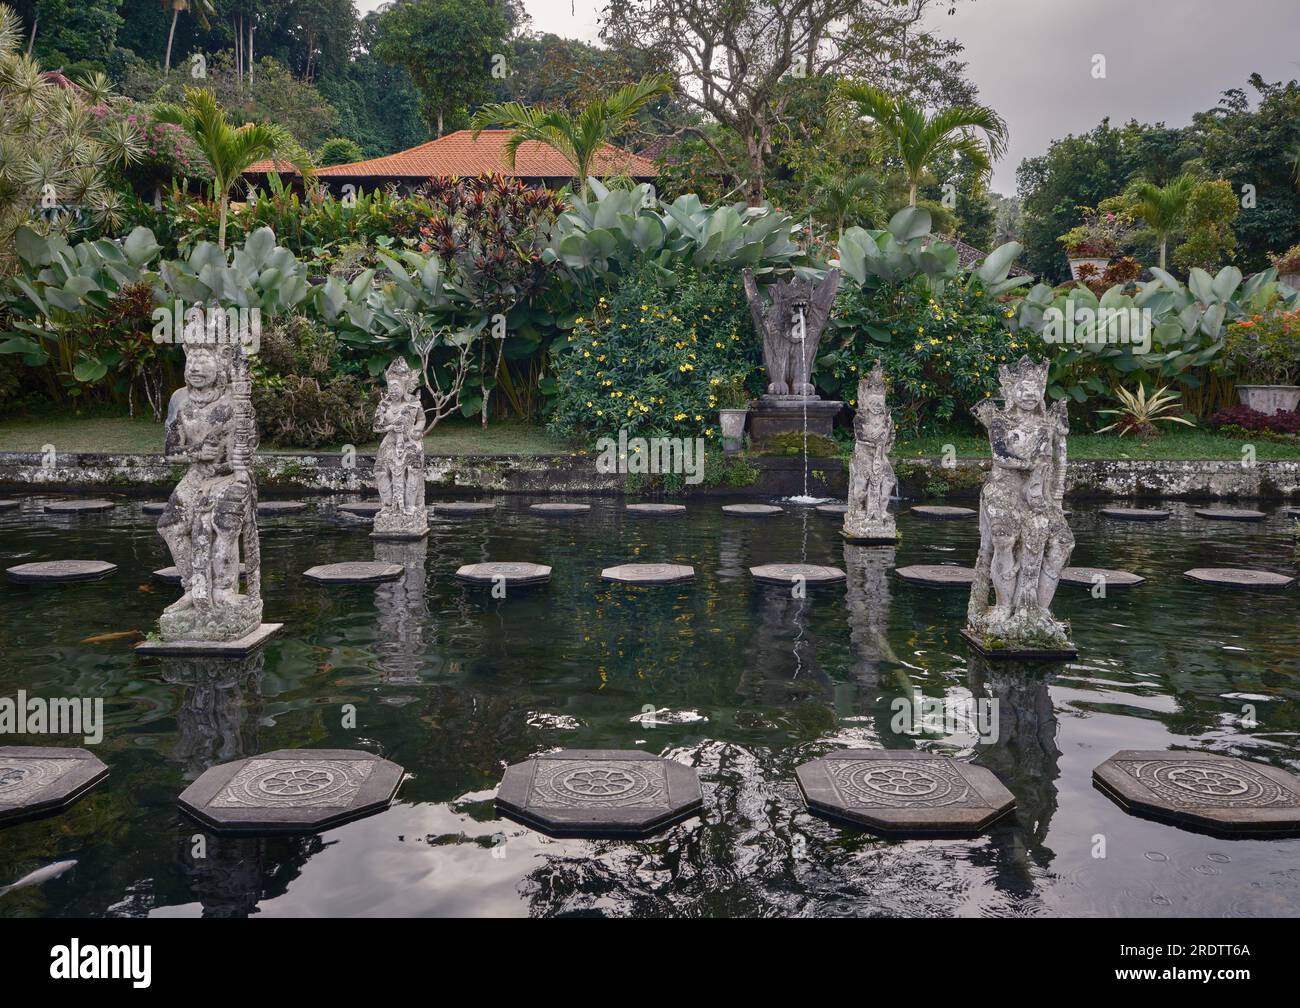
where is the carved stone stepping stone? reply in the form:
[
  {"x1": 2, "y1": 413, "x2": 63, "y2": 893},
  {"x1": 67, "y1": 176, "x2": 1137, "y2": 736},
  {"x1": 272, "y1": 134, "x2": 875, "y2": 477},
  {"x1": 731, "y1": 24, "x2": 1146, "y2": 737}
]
[
  {"x1": 5, "y1": 560, "x2": 117, "y2": 584},
  {"x1": 177, "y1": 749, "x2": 404, "y2": 834},
  {"x1": 895, "y1": 564, "x2": 975, "y2": 588},
  {"x1": 750, "y1": 563, "x2": 846, "y2": 587},
  {"x1": 44, "y1": 499, "x2": 115, "y2": 514},
  {"x1": 796, "y1": 750, "x2": 1014, "y2": 837},
  {"x1": 338, "y1": 501, "x2": 381, "y2": 516},
  {"x1": 815, "y1": 503, "x2": 847, "y2": 515},
  {"x1": 910, "y1": 505, "x2": 976, "y2": 519},
  {"x1": 153, "y1": 563, "x2": 246, "y2": 584},
  {"x1": 134, "y1": 623, "x2": 282, "y2": 658},
  {"x1": 1285, "y1": 507, "x2": 1300, "y2": 518},
  {"x1": 1100, "y1": 507, "x2": 1170, "y2": 521},
  {"x1": 0, "y1": 746, "x2": 109, "y2": 824},
  {"x1": 496, "y1": 749, "x2": 702, "y2": 838},
  {"x1": 0, "y1": 500, "x2": 17, "y2": 511},
  {"x1": 1194, "y1": 507, "x2": 1266, "y2": 522},
  {"x1": 303, "y1": 562, "x2": 404, "y2": 585},
  {"x1": 1059, "y1": 567, "x2": 1146, "y2": 588},
  {"x1": 625, "y1": 503, "x2": 686, "y2": 516},
  {"x1": 530, "y1": 502, "x2": 591, "y2": 515},
  {"x1": 722, "y1": 503, "x2": 783, "y2": 517},
  {"x1": 601, "y1": 563, "x2": 695, "y2": 585},
  {"x1": 1184, "y1": 568, "x2": 1295, "y2": 589},
  {"x1": 257, "y1": 500, "x2": 308, "y2": 515},
  {"x1": 1093, "y1": 750, "x2": 1300, "y2": 837},
  {"x1": 432, "y1": 501, "x2": 497, "y2": 516},
  {"x1": 141, "y1": 501, "x2": 168, "y2": 515},
  {"x1": 455, "y1": 561, "x2": 551, "y2": 587}
]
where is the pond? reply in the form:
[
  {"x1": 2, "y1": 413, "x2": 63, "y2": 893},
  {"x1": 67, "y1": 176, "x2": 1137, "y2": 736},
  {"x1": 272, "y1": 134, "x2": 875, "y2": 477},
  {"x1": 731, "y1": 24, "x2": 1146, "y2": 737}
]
[{"x1": 1, "y1": 495, "x2": 1299, "y2": 917}]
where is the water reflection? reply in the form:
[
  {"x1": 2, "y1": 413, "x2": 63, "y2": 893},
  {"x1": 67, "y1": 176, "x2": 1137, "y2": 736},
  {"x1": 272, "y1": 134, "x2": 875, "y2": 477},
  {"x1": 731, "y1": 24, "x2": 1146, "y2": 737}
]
[{"x1": 159, "y1": 654, "x2": 265, "y2": 782}]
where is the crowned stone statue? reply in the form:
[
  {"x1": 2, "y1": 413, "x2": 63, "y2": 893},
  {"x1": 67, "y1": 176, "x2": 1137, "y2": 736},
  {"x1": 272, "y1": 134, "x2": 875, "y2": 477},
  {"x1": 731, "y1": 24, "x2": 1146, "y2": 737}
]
[
  {"x1": 965, "y1": 356, "x2": 1075, "y2": 656},
  {"x1": 152, "y1": 334, "x2": 264, "y2": 647},
  {"x1": 842, "y1": 363, "x2": 897, "y2": 544},
  {"x1": 372, "y1": 357, "x2": 427, "y2": 540}
]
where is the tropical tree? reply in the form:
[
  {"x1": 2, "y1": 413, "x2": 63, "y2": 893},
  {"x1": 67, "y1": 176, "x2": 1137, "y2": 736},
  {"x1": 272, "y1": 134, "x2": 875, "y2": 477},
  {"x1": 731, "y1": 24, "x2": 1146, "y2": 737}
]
[
  {"x1": 162, "y1": 0, "x2": 214, "y2": 74},
  {"x1": 1126, "y1": 174, "x2": 1195, "y2": 270},
  {"x1": 831, "y1": 83, "x2": 1008, "y2": 209},
  {"x1": 809, "y1": 171, "x2": 884, "y2": 239},
  {"x1": 153, "y1": 87, "x2": 292, "y2": 248},
  {"x1": 469, "y1": 73, "x2": 673, "y2": 198}
]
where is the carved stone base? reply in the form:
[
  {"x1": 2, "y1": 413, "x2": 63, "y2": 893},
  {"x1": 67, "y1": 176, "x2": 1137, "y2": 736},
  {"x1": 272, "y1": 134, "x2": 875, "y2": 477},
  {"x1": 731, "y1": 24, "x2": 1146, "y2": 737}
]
[
  {"x1": 159, "y1": 595, "x2": 262, "y2": 643},
  {"x1": 960, "y1": 629, "x2": 1077, "y2": 661},
  {"x1": 137, "y1": 622, "x2": 282, "y2": 657},
  {"x1": 839, "y1": 529, "x2": 898, "y2": 545},
  {"x1": 371, "y1": 508, "x2": 428, "y2": 541},
  {"x1": 747, "y1": 397, "x2": 843, "y2": 445}
]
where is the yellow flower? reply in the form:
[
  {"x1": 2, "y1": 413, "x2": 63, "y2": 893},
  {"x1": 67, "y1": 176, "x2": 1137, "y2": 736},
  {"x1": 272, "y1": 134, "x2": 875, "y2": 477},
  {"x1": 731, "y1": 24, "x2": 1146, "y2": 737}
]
[{"x1": 674, "y1": 413, "x2": 687, "y2": 421}]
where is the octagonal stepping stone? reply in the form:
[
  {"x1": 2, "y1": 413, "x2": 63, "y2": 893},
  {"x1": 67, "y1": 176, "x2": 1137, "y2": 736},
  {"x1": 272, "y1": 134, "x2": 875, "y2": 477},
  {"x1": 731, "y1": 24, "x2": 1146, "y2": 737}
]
[
  {"x1": 1285, "y1": 506, "x2": 1300, "y2": 518},
  {"x1": 303, "y1": 562, "x2": 404, "y2": 585},
  {"x1": 1100, "y1": 507, "x2": 1170, "y2": 522},
  {"x1": 0, "y1": 500, "x2": 19, "y2": 511},
  {"x1": 1093, "y1": 750, "x2": 1300, "y2": 837},
  {"x1": 0, "y1": 746, "x2": 109, "y2": 824},
  {"x1": 796, "y1": 750, "x2": 1014, "y2": 837},
  {"x1": 530, "y1": 502, "x2": 591, "y2": 515},
  {"x1": 1059, "y1": 567, "x2": 1146, "y2": 588},
  {"x1": 625, "y1": 503, "x2": 686, "y2": 516},
  {"x1": 895, "y1": 564, "x2": 976, "y2": 588},
  {"x1": 910, "y1": 505, "x2": 976, "y2": 519},
  {"x1": 496, "y1": 749, "x2": 702, "y2": 838},
  {"x1": 601, "y1": 563, "x2": 695, "y2": 585},
  {"x1": 455, "y1": 561, "x2": 551, "y2": 587},
  {"x1": 722, "y1": 503, "x2": 783, "y2": 517},
  {"x1": 1194, "y1": 507, "x2": 1266, "y2": 522},
  {"x1": 815, "y1": 503, "x2": 848, "y2": 515},
  {"x1": 432, "y1": 501, "x2": 497, "y2": 516},
  {"x1": 44, "y1": 499, "x2": 115, "y2": 514},
  {"x1": 257, "y1": 500, "x2": 308, "y2": 515},
  {"x1": 1184, "y1": 568, "x2": 1295, "y2": 589},
  {"x1": 750, "y1": 563, "x2": 846, "y2": 587},
  {"x1": 178, "y1": 749, "x2": 404, "y2": 834},
  {"x1": 338, "y1": 501, "x2": 381, "y2": 516},
  {"x1": 5, "y1": 560, "x2": 117, "y2": 584},
  {"x1": 153, "y1": 563, "x2": 246, "y2": 584},
  {"x1": 141, "y1": 501, "x2": 168, "y2": 515}
]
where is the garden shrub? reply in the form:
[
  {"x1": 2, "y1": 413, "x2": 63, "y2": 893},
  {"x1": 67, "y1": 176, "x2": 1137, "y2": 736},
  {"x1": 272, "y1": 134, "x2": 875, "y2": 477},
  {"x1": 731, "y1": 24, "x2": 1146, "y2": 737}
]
[
  {"x1": 820, "y1": 278, "x2": 1038, "y2": 436},
  {"x1": 1208, "y1": 405, "x2": 1300, "y2": 437},
  {"x1": 546, "y1": 260, "x2": 759, "y2": 445}
]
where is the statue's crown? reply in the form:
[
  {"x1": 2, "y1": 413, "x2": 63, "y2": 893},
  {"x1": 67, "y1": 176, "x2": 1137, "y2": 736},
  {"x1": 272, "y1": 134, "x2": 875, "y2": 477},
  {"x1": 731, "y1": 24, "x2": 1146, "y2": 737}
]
[
  {"x1": 859, "y1": 361, "x2": 887, "y2": 397},
  {"x1": 998, "y1": 355, "x2": 1048, "y2": 400},
  {"x1": 385, "y1": 356, "x2": 419, "y2": 390}
]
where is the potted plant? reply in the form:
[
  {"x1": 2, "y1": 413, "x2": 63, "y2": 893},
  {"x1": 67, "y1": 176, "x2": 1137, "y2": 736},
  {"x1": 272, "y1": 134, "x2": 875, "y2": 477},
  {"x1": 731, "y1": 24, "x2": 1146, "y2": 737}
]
[
  {"x1": 1223, "y1": 309, "x2": 1300, "y2": 414},
  {"x1": 1057, "y1": 206, "x2": 1133, "y2": 281},
  {"x1": 1269, "y1": 244, "x2": 1300, "y2": 290},
  {"x1": 715, "y1": 374, "x2": 752, "y2": 454}
]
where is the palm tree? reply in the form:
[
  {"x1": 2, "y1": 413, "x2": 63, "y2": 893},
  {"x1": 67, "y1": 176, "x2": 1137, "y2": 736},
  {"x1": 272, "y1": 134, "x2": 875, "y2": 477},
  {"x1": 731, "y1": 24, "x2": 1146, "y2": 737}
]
[
  {"x1": 154, "y1": 88, "x2": 291, "y2": 248},
  {"x1": 469, "y1": 73, "x2": 673, "y2": 198},
  {"x1": 1126, "y1": 174, "x2": 1196, "y2": 270},
  {"x1": 810, "y1": 171, "x2": 884, "y2": 238},
  {"x1": 831, "y1": 83, "x2": 1008, "y2": 209},
  {"x1": 162, "y1": 0, "x2": 215, "y2": 75}
]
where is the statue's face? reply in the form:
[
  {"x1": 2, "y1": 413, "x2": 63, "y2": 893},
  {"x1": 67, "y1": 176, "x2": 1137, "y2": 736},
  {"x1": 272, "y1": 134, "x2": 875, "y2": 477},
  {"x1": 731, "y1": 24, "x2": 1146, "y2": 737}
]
[
  {"x1": 386, "y1": 376, "x2": 404, "y2": 397},
  {"x1": 185, "y1": 349, "x2": 220, "y2": 390},
  {"x1": 864, "y1": 393, "x2": 886, "y2": 416},
  {"x1": 1013, "y1": 380, "x2": 1041, "y2": 411}
]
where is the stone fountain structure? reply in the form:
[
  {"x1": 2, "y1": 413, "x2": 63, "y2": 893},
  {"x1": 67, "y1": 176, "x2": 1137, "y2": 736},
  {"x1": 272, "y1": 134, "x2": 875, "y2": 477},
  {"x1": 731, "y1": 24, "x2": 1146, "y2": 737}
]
[
  {"x1": 742, "y1": 267, "x2": 842, "y2": 444},
  {"x1": 963, "y1": 356, "x2": 1076, "y2": 659},
  {"x1": 138, "y1": 336, "x2": 280, "y2": 656},
  {"x1": 371, "y1": 357, "x2": 428, "y2": 541},
  {"x1": 841, "y1": 363, "x2": 897, "y2": 544}
]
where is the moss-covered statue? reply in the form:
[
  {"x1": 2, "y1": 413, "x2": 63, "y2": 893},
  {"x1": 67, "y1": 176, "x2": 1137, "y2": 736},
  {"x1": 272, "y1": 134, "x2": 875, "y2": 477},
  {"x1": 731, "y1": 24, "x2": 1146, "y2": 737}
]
[
  {"x1": 965, "y1": 356, "x2": 1075, "y2": 656},
  {"x1": 156, "y1": 336, "x2": 262, "y2": 643},
  {"x1": 842, "y1": 363, "x2": 897, "y2": 544},
  {"x1": 371, "y1": 357, "x2": 427, "y2": 540}
]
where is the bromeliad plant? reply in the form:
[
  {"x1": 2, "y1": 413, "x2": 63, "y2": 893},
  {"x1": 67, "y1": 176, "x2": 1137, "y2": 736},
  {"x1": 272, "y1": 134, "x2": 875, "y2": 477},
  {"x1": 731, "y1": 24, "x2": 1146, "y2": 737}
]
[{"x1": 1096, "y1": 384, "x2": 1195, "y2": 437}]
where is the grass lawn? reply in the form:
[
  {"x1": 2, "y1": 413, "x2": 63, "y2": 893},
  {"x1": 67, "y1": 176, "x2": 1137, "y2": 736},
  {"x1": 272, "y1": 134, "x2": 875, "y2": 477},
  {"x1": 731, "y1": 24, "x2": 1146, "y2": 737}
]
[{"x1": 895, "y1": 429, "x2": 1300, "y2": 461}]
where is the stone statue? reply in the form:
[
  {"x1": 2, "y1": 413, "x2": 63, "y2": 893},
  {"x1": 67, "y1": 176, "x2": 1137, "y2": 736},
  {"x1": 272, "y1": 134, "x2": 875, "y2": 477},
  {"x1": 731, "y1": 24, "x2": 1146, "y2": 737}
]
[
  {"x1": 155, "y1": 337, "x2": 262, "y2": 643},
  {"x1": 966, "y1": 356, "x2": 1075, "y2": 653},
  {"x1": 842, "y1": 363, "x2": 896, "y2": 543},
  {"x1": 742, "y1": 268, "x2": 840, "y2": 396},
  {"x1": 372, "y1": 357, "x2": 427, "y2": 540}
]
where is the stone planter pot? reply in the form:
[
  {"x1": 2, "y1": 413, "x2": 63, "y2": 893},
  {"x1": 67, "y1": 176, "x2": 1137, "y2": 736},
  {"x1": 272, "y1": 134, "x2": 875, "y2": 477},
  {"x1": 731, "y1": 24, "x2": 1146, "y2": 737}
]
[
  {"x1": 1067, "y1": 256, "x2": 1109, "y2": 281},
  {"x1": 1236, "y1": 385, "x2": 1300, "y2": 415},
  {"x1": 1279, "y1": 271, "x2": 1300, "y2": 290},
  {"x1": 718, "y1": 408, "x2": 748, "y2": 454}
]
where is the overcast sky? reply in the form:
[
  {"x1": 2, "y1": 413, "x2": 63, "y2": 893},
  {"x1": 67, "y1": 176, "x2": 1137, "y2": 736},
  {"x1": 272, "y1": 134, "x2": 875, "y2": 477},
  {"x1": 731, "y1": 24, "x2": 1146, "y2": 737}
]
[{"x1": 357, "y1": 0, "x2": 1300, "y2": 195}]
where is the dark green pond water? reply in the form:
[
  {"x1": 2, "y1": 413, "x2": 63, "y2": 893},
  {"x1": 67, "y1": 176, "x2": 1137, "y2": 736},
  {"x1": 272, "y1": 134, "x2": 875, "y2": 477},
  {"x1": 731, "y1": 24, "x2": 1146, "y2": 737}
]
[{"x1": 2, "y1": 494, "x2": 1300, "y2": 917}]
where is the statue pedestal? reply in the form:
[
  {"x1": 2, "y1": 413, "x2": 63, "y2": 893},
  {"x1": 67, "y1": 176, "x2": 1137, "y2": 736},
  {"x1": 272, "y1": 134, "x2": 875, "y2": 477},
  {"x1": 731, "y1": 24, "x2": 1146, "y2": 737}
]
[
  {"x1": 748, "y1": 397, "x2": 843, "y2": 445},
  {"x1": 960, "y1": 629, "x2": 1077, "y2": 662},
  {"x1": 136, "y1": 622, "x2": 283, "y2": 658}
]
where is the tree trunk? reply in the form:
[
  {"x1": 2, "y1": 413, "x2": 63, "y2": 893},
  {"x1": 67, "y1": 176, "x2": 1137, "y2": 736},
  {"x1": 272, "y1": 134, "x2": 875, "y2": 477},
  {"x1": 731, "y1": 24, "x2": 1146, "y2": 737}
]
[
  {"x1": 218, "y1": 192, "x2": 230, "y2": 250},
  {"x1": 909, "y1": 179, "x2": 918, "y2": 207},
  {"x1": 26, "y1": 14, "x2": 36, "y2": 56},
  {"x1": 744, "y1": 132, "x2": 764, "y2": 206},
  {"x1": 436, "y1": 109, "x2": 444, "y2": 137},
  {"x1": 1159, "y1": 237, "x2": 1167, "y2": 270},
  {"x1": 164, "y1": 9, "x2": 179, "y2": 74},
  {"x1": 248, "y1": 24, "x2": 255, "y2": 85}
]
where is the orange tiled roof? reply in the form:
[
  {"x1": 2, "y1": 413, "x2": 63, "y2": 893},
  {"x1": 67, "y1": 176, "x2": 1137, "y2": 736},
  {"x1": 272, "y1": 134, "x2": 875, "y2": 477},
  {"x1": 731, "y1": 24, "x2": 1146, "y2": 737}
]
[{"x1": 246, "y1": 129, "x2": 658, "y2": 180}]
